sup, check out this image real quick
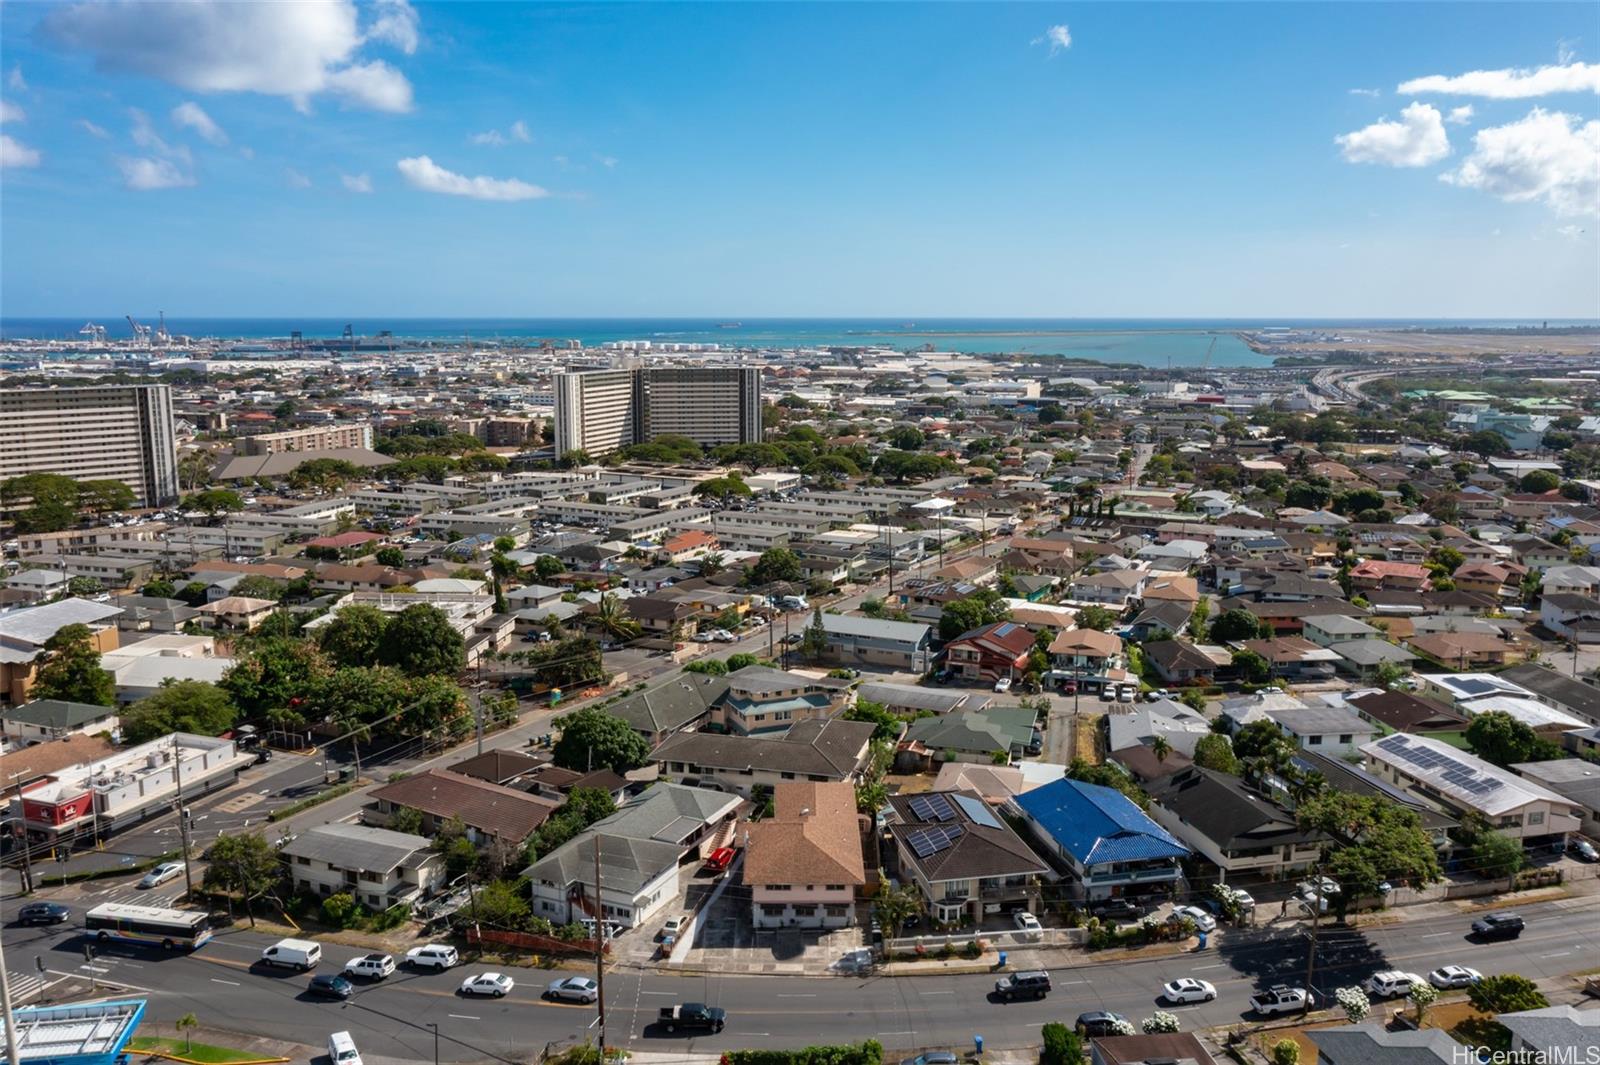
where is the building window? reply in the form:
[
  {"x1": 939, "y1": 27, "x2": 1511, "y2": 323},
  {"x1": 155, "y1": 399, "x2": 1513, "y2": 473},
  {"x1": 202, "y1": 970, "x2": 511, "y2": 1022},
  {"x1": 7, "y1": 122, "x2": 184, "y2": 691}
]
[
  {"x1": 1308, "y1": 735, "x2": 1322, "y2": 745},
  {"x1": 825, "y1": 884, "x2": 846, "y2": 891},
  {"x1": 792, "y1": 905, "x2": 817, "y2": 917},
  {"x1": 1339, "y1": 734, "x2": 1352, "y2": 744},
  {"x1": 768, "y1": 883, "x2": 790, "y2": 891},
  {"x1": 1528, "y1": 811, "x2": 1545, "y2": 826},
  {"x1": 825, "y1": 905, "x2": 848, "y2": 918},
  {"x1": 760, "y1": 904, "x2": 786, "y2": 917}
]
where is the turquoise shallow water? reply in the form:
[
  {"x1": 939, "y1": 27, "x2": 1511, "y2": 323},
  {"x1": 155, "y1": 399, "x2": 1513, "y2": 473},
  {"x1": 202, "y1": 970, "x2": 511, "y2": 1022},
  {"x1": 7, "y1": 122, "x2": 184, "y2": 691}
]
[{"x1": 3, "y1": 317, "x2": 1593, "y2": 368}]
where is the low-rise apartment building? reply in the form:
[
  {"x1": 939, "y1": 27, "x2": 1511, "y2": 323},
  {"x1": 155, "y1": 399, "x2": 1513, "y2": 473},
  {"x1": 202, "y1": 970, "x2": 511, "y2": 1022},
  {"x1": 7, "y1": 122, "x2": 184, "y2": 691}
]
[
  {"x1": 744, "y1": 781, "x2": 866, "y2": 929},
  {"x1": 280, "y1": 823, "x2": 445, "y2": 912}
]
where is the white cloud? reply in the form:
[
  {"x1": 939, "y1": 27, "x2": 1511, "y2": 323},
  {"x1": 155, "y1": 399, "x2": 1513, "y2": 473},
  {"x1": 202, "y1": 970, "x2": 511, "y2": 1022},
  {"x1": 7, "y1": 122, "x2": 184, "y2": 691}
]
[
  {"x1": 42, "y1": 0, "x2": 416, "y2": 113},
  {"x1": 0, "y1": 133, "x2": 41, "y2": 168},
  {"x1": 1556, "y1": 223, "x2": 1588, "y2": 240},
  {"x1": 1398, "y1": 60, "x2": 1600, "y2": 99},
  {"x1": 116, "y1": 155, "x2": 193, "y2": 189},
  {"x1": 129, "y1": 107, "x2": 192, "y2": 165},
  {"x1": 341, "y1": 172, "x2": 373, "y2": 193},
  {"x1": 77, "y1": 119, "x2": 109, "y2": 139},
  {"x1": 286, "y1": 168, "x2": 312, "y2": 189},
  {"x1": 6, "y1": 66, "x2": 25, "y2": 93},
  {"x1": 1558, "y1": 39, "x2": 1578, "y2": 66},
  {"x1": 1032, "y1": 24, "x2": 1071, "y2": 56},
  {"x1": 1336, "y1": 102, "x2": 1450, "y2": 167},
  {"x1": 471, "y1": 119, "x2": 532, "y2": 147},
  {"x1": 0, "y1": 100, "x2": 23, "y2": 123},
  {"x1": 1349, "y1": 88, "x2": 1381, "y2": 98},
  {"x1": 1441, "y1": 107, "x2": 1600, "y2": 217},
  {"x1": 1446, "y1": 105, "x2": 1475, "y2": 126},
  {"x1": 172, "y1": 101, "x2": 228, "y2": 145},
  {"x1": 396, "y1": 155, "x2": 548, "y2": 201},
  {"x1": 366, "y1": 0, "x2": 419, "y2": 55},
  {"x1": 598, "y1": 154, "x2": 617, "y2": 169}
]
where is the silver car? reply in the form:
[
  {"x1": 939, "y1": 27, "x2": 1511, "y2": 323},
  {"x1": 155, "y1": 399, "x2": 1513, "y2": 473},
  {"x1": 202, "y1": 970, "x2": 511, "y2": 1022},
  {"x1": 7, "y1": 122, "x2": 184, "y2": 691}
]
[{"x1": 546, "y1": 976, "x2": 599, "y2": 1003}]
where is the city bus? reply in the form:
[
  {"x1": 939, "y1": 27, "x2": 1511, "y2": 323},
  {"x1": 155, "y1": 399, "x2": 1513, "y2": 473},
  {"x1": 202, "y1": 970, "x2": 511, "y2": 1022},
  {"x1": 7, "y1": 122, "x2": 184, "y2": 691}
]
[{"x1": 84, "y1": 903, "x2": 213, "y2": 951}]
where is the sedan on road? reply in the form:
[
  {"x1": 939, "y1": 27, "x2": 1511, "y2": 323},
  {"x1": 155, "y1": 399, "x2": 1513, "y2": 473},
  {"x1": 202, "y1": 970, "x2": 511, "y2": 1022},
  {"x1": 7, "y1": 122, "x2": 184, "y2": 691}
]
[
  {"x1": 1171, "y1": 905, "x2": 1215, "y2": 932},
  {"x1": 1162, "y1": 978, "x2": 1217, "y2": 1004},
  {"x1": 139, "y1": 862, "x2": 184, "y2": 889},
  {"x1": 546, "y1": 977, "x2": 599, "y2": 1004},
  {"x1": 308, "y1": 975, "x2": 354, "y2": 1000},
  {"x1": 460, "y1": 972, "x2": 515, "y2": 998},
  {"x1": 1428, "y1": 966, "x2": 1483, "y2": 989},
  {"x1": 16, "y1": 902, "x2": 71, "y2": 926},
  {"x1": 1075, "y1": 1012, "x2": 1130, "y2": 1038}
]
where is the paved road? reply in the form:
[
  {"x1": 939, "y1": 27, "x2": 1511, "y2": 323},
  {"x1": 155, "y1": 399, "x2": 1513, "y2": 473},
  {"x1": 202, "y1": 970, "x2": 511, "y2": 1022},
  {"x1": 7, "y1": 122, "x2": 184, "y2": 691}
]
[{"x1": 6, "y1": 893, "x2": 1596, "y2": 1062}]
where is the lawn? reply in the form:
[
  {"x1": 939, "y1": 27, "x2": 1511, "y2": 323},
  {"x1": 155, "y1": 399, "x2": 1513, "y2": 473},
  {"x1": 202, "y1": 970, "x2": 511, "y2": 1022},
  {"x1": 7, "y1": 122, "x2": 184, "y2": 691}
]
[{"x1": 127, "y1": 1036, "x2": 273, "y2": 1064}]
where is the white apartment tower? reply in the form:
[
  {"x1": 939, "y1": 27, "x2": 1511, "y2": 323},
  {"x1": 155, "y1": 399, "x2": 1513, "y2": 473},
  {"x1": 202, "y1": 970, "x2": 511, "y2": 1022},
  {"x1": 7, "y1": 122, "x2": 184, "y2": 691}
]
[
  {"x1": 0, "y1": 384, "x2": 180, "y2": 506},
  {"x1": 554, "y1": 366, "x2": 761, "y2": 457}
]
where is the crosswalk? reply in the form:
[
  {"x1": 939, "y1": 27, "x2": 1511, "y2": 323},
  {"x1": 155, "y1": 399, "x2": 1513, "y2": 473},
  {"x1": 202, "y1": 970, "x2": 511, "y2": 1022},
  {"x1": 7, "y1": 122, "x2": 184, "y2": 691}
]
[
  {"x1": 87, "y1": 885, "x2": 187, "y2": 908},
  {"x1": 5, "y1": 970, "x2": 49, "y2": 1003}
]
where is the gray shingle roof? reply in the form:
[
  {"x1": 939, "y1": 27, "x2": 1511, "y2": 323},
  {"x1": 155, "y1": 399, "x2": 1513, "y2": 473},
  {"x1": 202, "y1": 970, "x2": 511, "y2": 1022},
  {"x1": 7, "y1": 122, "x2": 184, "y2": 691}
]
[
  {"x1": 651, "y1": 717, "x2": 875, "y2": 778},
  {"x1": 280, "y1": 823, "x2": 431, "y2": 875},
  {"x1": 1309, "y1": 1024, "x2": 1463, "y2": 1064},
  {"x1": 0, "y1": 699, "x2": 117, "y2": 729}
]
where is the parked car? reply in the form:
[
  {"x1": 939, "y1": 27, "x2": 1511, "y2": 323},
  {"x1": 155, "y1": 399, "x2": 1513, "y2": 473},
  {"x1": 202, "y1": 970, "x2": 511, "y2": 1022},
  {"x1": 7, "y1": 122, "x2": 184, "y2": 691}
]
[
  {"x1": 1171, "y1": 905, "x2": 1215, "y2": 932},
  {"x1": 1364, "y1": 971, "x2": 1424, "y2": 999},
  {"x1": 1250, "y1": 986, "x2": 1313, "y2": 1015},
  {"x1": 1145, "y1": 688, "x2": 1171, "y2": 702},
  {"x1": 16, "y1": 903, "x2": 71, "y2": 926},
  {"x1": 1428, "y1": 966, "x2": 1483, "y2": 989},
  {"x1": 1117, "y1": 685, "x2": 1135, "y2": 703},
  {"x1": 994, "y1": 970, "x2": 1052, "y2": 1002},
  {"x1": 703, "y1": 847, "x2": 738, "y2": 874},
  {"x1": 1570, "y1": 839, "x2": 1599, "y2": 863},
  {"x1": 343, "y1": 954, "x2": 396, "y2": 981},
  {"x1": 994, "y1": 677, "x2": 1012, "y2": 694},
  {"x1": 1090, "y1": 898, "x2": 1143, "y2": 921},
  {"x1": 1013, "y1": 912, "x2": 1044, "y2": 940},
  {"x1": 405, "y1": 944, "x2": 459, "y2": 971},
  {"x1": 459, "y1": 972, "x2": 515, "y2": 998},
  {"x1": 1162, "y1": 978, "x2": 1217, "y2": 1004},
  {"x1": 659, "y1": 915, "x2": 688, "y2": 941},
  {"x1": 307, "y1": 974, "x2": 354, "y2": 1000},
  {"x1": 899, "y1": 1055, "x2": 958, "y2": 1065},
  {"x1": 1075, "y1": 1012, "x2": 1130, "y2": 1037},
  {"x1": 546, "y1": 977, "x2": 600, "y2": 1003},
  {"x1": 139, "y1": 862, "x2": 184, "y2": 889},
  {"x1": 1298, "y1": 876, "x2": 1341, "y2": 897},
  {"x1": 1470, "y1": 913, "x2": 1525, "y2": 941}
]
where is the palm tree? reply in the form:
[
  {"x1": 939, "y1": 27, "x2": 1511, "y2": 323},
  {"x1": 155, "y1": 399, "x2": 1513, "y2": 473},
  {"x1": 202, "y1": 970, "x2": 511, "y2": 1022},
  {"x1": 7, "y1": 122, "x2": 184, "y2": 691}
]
[
  {"x1": 699, "y1": 552, "x2": 725, "y2": 577},
  {"x1": 175, "y1": 1013, "x2": 199, "y2": 1053},
  {"x1": 178, "y1": 450, "x2": 214, "y2": 492},
  {"x1": 872, "y1": 877, "x2": 924, "y2": 941},
  {"x1": 594, "y1": 592, "x2": 642, "y2": 641},
  {"x1": 1151, "y1": 735, "x2": 1172, "y2": 763}
]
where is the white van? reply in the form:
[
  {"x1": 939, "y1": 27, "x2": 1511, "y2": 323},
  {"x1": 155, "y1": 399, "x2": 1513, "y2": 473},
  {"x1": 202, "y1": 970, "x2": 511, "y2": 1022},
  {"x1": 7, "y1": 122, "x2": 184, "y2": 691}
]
[
  {"x1": 261, "y1": 938, "x2": 321, "y2": 971},
  {"x1": 328, "y1": 1031, "x2": 363, "y2": 1065}
]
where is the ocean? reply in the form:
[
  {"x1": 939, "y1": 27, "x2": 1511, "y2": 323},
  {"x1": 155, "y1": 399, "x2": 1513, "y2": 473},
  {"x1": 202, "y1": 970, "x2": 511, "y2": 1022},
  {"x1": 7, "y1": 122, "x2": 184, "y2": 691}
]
[{"x1": 3, "y1": 317, "x2": 1595, "y2": 369}]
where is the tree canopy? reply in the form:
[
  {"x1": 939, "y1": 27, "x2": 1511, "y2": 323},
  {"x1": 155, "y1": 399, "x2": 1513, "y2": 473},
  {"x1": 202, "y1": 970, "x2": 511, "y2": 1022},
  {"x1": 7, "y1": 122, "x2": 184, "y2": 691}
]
[
  {"x1": 30, "y1": 623, "x2": 116, "y2": 706},
  {"x1": 1192, "y1": 733, "x2": 1239, "y2": 774},
  {"x1": 1297, "y1": 791, "x2": 1441, "y2": 917},
  {"x1": 938, "y1": 591, "x2": 1011, "y2": 641},
  {"x1": 377, "y1": 603, "x2": 465, "y2": 677},
  {"x1": 121, "y1": 680, "x2": 237, "y2": 743},
  {"x1": 747, "y1": 547, "x2": 804, "y2": 586},
  {"x1": 1465, "y1": 710, "x2": 1560, "y2": 767},
  {"x1": 552, "y1": 707, "x2": 650, "y2": 774}
]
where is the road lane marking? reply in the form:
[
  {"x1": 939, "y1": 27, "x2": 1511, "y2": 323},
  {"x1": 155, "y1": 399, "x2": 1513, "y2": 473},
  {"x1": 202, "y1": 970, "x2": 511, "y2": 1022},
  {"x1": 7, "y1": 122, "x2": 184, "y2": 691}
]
[
  {"x1": 1421, "y1": 932, "x2": 1453, "y2": 939},
  {"x1": 1541, "y1": 951, "x2": 1572, "y2": 958},
  {"x1": 777, "y1": 994, "x2": 816, "y2": 998},
  {"x1": 448, "y1": 1014, "x2": 480, "y2": 1021},
  {"x1": 210, "y1": 978, "x2": 240, "y2": 986},
  {"x1": 1195, "y1": 964, "x2": 1223, "y2": 970},
  {"x1": 922, "y1": 990, "x2": 955, "y2": 995},
  {"x1": 639, "y1": 991, "x2": 675, "y2": 996}
]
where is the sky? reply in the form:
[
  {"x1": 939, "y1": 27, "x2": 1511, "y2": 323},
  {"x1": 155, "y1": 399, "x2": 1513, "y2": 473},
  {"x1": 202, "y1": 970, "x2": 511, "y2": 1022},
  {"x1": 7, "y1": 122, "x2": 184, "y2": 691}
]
[{"x1": 0, "y1": 1, "x2": 1596, "y2": 319}]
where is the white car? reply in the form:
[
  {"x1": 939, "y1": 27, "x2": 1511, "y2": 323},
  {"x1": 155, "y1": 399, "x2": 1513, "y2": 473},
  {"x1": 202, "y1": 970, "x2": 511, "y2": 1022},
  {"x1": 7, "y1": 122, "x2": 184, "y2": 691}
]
[
  {"x1": 139, "y1": 862, "x2": 184, "y2": 889},
  {"x1": 545, "y1": 976, "x2": 599, "y2": 1003},
  {"x1": 1162, "y1": 977, "x2": 1217, "y2": 1004},
  {"x1": 1013, "y1": 911, "x2": 1043, "y2": 939},
  {"x1": 1224, "y1": 887, "x2": 1256, "y2": 909},
  {"x1": 344, "y1": 954, "x2": 396, "y2": 980},
  {"x1": 994, "y1": 677, "x2": 1013, "y2": 693},
  {"x1": 1365, "y1": 971, "x2": 1425, "y2": 999},
  {"x1": 1172, "y1": 905, "x2": 1216, "y2": 932},
  {"x1": 1428, "y1": 966, "x2": 1483, "y2": 990},
  {"x1": 712, "y1": 629, "x2": 737, "y2": 643},
  {"x1": 659, "y1": 915, "x2": 688, "y2": 941},
  {"x1": 460, "y1": 972, "x2": 515, "y2": 998},
  {"x1": 1299, "y1": 876, "x2": 1341, "y2": 897},
  {"x1": 405, "y1": 944, "x2": 459, "y2": 971}
]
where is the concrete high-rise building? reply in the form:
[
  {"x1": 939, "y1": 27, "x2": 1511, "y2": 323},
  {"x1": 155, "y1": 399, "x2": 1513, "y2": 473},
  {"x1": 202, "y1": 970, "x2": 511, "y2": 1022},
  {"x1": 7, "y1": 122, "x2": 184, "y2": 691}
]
[
  {"x1": 554, "y1": 366, "x2": 761, "y2": 457},
  {"x1": 0, "y1": 385, "x2": 179, "y2": 506},
  {"x1": 240, "y1": 422, "x2": 375, "y2": 456}
]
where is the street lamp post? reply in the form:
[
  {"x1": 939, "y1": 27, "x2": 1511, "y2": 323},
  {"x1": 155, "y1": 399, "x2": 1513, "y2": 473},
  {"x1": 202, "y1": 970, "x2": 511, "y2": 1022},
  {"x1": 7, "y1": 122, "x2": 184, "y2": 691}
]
[{"x1": 426, "y1": 1022, "x2": 439, "y2": 1065}]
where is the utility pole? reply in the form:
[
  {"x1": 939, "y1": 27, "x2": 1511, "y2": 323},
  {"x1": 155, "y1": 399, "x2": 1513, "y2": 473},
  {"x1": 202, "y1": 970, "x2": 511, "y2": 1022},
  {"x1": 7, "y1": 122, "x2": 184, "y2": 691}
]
[
  {"x1": 10, "y1": 775, "x2": 34, "y2": 894},
  {"x1": 1302, "y1": 864, "x2": 1323, "y2": 1015},
  {"x1": 172, "y1": 737, "x2": 195, "y2": 900},
  {"x1": 0, "y1": 925, "x2": 20, "y2": 1065},
  {"x1": 593, "y1": 834, "x2": 607, "y2": 1056}
]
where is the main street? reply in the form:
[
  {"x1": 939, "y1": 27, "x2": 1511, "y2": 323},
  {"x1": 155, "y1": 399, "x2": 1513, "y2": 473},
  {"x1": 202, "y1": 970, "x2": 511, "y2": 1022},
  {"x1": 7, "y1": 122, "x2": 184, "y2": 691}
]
[{"x1": 5, "y1": 894, "x2": 1597, "y2": 1061}]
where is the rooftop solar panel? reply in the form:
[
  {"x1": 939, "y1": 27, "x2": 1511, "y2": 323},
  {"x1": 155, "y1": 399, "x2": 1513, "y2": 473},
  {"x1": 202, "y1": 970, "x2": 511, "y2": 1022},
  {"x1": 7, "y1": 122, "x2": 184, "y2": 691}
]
[{"x1": 953, "y1": 793, "x2": 1001, "y2": 829}]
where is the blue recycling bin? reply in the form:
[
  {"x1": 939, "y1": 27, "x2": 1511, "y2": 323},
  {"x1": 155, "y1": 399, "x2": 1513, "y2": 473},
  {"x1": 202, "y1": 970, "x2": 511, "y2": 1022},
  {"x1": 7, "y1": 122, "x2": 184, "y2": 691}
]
[
  {"x1": 997, "y1": 950, "x2": 1008, "y2": 968},
  {"x1": 1197, "y1": 931, "x2": 1209, "y2": 951},
  {"x1": 974, "y1": 1035, "x2": 984, "y2": 1055}
]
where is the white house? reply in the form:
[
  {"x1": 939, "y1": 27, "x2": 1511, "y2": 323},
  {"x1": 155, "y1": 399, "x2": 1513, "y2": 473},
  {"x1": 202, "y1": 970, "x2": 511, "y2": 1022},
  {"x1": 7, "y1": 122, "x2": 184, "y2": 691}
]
[{"x1": 280, "y1": 823, "x2": 446, "y2": 912}]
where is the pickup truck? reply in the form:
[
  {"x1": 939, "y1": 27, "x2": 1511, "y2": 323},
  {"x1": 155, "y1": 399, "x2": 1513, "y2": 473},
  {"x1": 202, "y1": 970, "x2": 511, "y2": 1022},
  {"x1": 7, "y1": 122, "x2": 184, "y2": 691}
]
[{"x1": 658, "y1": 1003, "x2": 726, "y2": 1034}]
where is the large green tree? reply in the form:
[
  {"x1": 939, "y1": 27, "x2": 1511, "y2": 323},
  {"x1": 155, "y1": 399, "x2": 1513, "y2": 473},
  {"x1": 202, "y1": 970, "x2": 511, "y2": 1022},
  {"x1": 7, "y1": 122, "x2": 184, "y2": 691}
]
[
  {"x1": 747, "y1": 547, "x2": 804, "y2": 586},
  {"x1": 552, "y1": 707, "x2": 650, "y2": 774},
  {"x1": 1465, "y1": 710, "x2": 1550, "y2": 767},
  {"x1": 1192, "y1": 733, "x2": 1240, "y2": 774},
  {"x1": 1210, "y1": 609, "x2": 1264, "y2": 643},
  {"x1": 30, "y1": 623, "x2": 116, "y2": 706},
  {"x1": 1, "y1": 473, "x2": 82, "y2": 533},
  {"x1": 1296, "y1": 792, "x2": 1442, "y2": 918},
  {"x1": 844, "y1": 700, "x2": 900, "y2": 742},
  {"x1": 183, "y1": 488, "x2": 246, "y2": 519},
  {"x1": 318, "y1": 604, "x2": 390, "y2": 668},
  {"x1": 203, "y1": 832, "x2": 282, "y2": 926},
  {"x1": 1468, "y1": 974, "x2": 1548, "y2": 1015},
  {"x1": 378, "y1": 603, "x2": 465, "y2": 677},
  {"x1": 121, "y1": 680, "x2": 237, "y2": 742},
  {"x1": 220, "y1": 637, "x2": 330, "y2": 724},
  {"x1": 938, "y1": 591, "x2": 1010, "y2": 640}
]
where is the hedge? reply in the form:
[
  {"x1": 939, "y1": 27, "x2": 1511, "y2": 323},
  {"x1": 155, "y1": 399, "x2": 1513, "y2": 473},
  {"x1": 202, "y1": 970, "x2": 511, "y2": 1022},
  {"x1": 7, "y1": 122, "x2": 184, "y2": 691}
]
[{"x1": 724, "y1": 1041, "x2": 883, "y2": 1065}]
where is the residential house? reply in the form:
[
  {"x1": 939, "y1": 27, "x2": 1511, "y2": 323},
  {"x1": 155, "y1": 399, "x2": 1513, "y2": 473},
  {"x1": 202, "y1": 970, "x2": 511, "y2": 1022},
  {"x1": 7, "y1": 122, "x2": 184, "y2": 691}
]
[
  {"x1": 0, "y1": 598, "x2": 123, "y2": 705},
  {"x1": 1344, "y1": 690, "x2": 1468, "y2": 735},
  {"x1": 366, "y1": 768, "x2": 560, "y2": 844},
  {"x1": 1233, "y1": 637, "x2": 1342, "y2": 682},
  {"x1": 1407, "y1": 631, "x2": 1527, "y2": 669},
  {"x1": 1538, "y1": 564, "x2": 1600, "y2": 597},
  {"x1": 720, "y1": 667, "x2": 850, "y2": 736},
  {"x1": 944, "y1": 621, "x2": 1036, "y2": 684},
  {"x1": 931, "y1": 556, "x2": 999, "y2": 586},
  {"x1": 1498, "y1": 1005, "x2": 1600, "y2": 1063},
  {"x1": 1349, "y1": 559, "x2": 1431, "y2": 592},
  {"x1": 280, "y1": 823, "x2": 446, "y2": 912},
  {"x1": 743, "y1": 781, "x2": 866, "y2": 929},
  {"x1": 1046, "y1": 628, "x2": 1123, "y2": 689},
  {"x1": 1126, "y1": 600, "x2": 1193, "y2": 641},
  {"x1": 1453, "y1": 562, "x2": 1516, "y2": 598},
  {"x1": 1068, "y1": 569, "x2": 1146, "y2": 608},
  {"x1": 1308, "y1": 1026, "x2": 1464, "y2": 1065},
  {"x1": 902, "y1": 707, "x2": 1038, "y2": 766},
  {"x1": 1011, "y1": 777, "x2": 1188, "y2": 902},
  {"x1": 652, "y1": 718, "x2": 877, "y2": 797},
  {"x1": 1499, "y1": 662, "x2": 1600, "y2": 727},
  {"x1": 819, "y1": 614, "x2": 932, "y2": 672},
  {"x1": 1147, "y1": 766, "x2": 1324, "y2": 880},
  {"x1": 1267, "y1": 705, "x2": 1377, "y2": 758},
  {"x1": 1539, "y1": 593, "x2": 1600, "y2": 643},
  {"x1": 1091, "y1": 1033, "x2": 1219, "y2": 1065},
  {"x1": 0, "y1": 699, "x2": 119, "y2": 746},
  {"x1": 1509, "y1": 760, "x2": 1600, "y2": 837},
  {"x1": 1302, "y1": 614, "x2": 1381, "y2": 647},
  {"x1": 1, "y1": 570, "x2": 70, "y2": 605},
  {"x1": 856, "y1": 681, "x2": 988, "y2": 717},
  {"x1": 1143, "y1": 640, "x2": 1223, "y2": 686},
  {"x1": 193, "y1": 596, "x2": 278, "y2": 631},
  {"x1": 1293, "y1": 750, "x2": 1456, "y2": 849},
  {"x1": 1106, "y1": 700, "x2": 1213, "y2": 758},
  {"x1": 885, "y1": 789, "x2": 1049, "y2": 926},
  {"x1": 1362, "y1": 733, "x2": 1582, "y2": 844},
  {"x1": 606, "y1": 674, "x2": 729, "y2": 745}
]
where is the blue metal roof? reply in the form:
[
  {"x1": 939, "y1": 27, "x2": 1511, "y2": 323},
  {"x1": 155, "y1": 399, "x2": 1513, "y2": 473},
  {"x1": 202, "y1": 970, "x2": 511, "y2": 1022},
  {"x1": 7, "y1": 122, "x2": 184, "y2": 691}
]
[{"x1": 1014, "y1": 778, "x2": 1189, "y2": 867}]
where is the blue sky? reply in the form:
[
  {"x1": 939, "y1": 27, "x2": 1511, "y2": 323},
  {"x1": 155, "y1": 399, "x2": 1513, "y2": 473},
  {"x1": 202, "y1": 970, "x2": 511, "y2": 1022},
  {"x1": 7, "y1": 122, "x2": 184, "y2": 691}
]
[{"x1": 0, "y1": 1, "x2": 1596, "y2": 318}]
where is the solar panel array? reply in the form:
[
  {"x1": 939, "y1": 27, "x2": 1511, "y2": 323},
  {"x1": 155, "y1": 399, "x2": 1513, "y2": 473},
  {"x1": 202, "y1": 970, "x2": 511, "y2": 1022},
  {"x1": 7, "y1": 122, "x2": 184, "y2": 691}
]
[
  {"x1": 1376, "y1": 734, "x2": 1504, "y2": 797},
  {"x1": 906, "y1": 824, "x2": 964, "y2": 858},
  {"x1": 907, "y1": 794, "x2": 956, "y2": 823}
]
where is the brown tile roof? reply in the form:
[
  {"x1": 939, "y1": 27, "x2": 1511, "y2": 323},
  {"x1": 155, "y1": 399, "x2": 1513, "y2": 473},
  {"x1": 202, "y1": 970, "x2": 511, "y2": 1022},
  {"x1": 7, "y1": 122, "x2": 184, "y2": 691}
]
[
  {"x1": 742, "y1": 782, "x2": 866, "y2": 888},
  {"x1": 370, "y1": 768, "x2": 558, "y2": 841},
  {"x1": 0, "y1": 734, "x2": 118, "y2": 787},
  {"x1": 450, "y1": 748, "x2": 549, "y2": 786}
]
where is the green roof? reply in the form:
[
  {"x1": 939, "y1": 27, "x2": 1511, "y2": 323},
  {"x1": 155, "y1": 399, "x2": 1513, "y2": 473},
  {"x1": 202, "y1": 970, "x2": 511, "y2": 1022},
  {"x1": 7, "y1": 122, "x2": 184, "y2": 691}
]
[{"x1": 1, "y1": 698, "x2": 116, "y2": 729}]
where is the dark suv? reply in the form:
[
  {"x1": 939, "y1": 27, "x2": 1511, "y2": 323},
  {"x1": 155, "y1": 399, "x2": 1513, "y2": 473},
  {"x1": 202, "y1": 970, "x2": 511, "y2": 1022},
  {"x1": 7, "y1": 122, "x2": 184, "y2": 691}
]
[
  {"x1": 1470, "y1": 912, "x2": 1525, "y2": 941},
  {"x1": 1075, "y1": 1011, "x2": 1129, "y2": 1037},
  {"x1": 994, "y1": 970, "x2": 1052, "y2": 1002}
]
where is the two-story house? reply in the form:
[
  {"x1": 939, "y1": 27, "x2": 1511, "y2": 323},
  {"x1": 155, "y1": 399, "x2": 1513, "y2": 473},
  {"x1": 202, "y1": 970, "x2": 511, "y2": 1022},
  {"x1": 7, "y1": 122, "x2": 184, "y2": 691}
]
[
  {"x1": 1147, "y1": 766, "x2": 1324, "y2": 882},
  {"x1": 651, "y1": 718, "x2": 877, "y2": 797},
  {"x1": 885, "y1": 789, "x2": 1049, "y2": 927},
  {"x1": 1046, "y1": 628, "x2": 1123, "y2": 689},
  {"x1": 280, "y1": 823, "x2": 446, "y2": 912},
  {"x1": 1011, "y1": 778, "x2": 1189, "y2": 903},
  {"x1": 743, "y1": 781, "x2": 866, "y2": 929},
  {"x1": 943, "y1": 621, "x2": 1035, "y2": 684},
  {"x1": 719, "y1": 667, "x2": 850, "y2": 736}
]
